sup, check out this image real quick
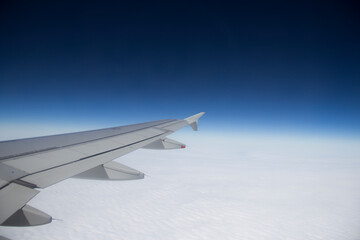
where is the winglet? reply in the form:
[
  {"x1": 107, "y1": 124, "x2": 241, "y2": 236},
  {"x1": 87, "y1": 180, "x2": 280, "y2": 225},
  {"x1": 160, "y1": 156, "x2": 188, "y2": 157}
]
[{"x1": 185, "y1": 112, "x2": 205, "y2": 131}]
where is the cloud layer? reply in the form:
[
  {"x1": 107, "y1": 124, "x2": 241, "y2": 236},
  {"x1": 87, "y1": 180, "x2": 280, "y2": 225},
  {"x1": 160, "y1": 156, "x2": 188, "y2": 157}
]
[{"x1": 1, "y1": 133, "x2": 360, "y2": 240}]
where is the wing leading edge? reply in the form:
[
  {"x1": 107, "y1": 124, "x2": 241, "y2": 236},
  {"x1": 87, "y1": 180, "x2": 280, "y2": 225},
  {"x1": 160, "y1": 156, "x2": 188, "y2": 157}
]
[{"x1": 0, "y1": 112, "x2": 205, "y2": 226}]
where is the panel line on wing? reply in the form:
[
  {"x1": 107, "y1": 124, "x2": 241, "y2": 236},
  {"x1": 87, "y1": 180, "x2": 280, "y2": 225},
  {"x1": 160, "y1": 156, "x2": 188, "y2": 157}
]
[
  {"x1": 19, "y1": 132, "x2": 166, "y2": 182},
  {"x1": 0, "y1": 119, "x2": 176, "y2": 161}
]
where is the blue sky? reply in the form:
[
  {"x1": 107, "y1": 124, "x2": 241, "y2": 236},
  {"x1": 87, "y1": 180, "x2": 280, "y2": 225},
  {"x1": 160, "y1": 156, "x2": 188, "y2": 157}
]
[{"x1": 1, "y1": 1, "x2": 359, "y2": 137}]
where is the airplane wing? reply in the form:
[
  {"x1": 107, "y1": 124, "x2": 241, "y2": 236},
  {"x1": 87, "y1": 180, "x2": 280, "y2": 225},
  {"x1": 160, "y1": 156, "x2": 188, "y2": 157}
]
[{"x1": 0, "y1": 112, "x2": 205, "y2": 227}]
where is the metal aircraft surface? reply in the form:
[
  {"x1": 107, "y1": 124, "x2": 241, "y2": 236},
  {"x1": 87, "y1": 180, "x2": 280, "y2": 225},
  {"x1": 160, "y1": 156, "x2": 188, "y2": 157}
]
[{"x1": 0, "y1": 113, "x2": 204, "y2": 227}]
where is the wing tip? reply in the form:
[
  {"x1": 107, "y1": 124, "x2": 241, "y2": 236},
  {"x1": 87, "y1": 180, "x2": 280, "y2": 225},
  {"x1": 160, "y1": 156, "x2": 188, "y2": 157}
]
[
  {"x1": 185, "y1": 112, "x2": 205, "y2": 131},
  {"x1": 185, "y1": 112, "x2": 205, "y2": 122}
]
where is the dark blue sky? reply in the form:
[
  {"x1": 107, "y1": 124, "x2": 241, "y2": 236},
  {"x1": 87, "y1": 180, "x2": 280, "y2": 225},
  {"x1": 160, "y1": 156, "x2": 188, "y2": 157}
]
[{"x1": 1, "y1": 1, "x2": 359, "y2": 135}]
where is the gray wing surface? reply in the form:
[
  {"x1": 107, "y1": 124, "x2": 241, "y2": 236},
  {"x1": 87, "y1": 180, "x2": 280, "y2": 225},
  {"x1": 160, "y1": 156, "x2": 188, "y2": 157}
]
[{"x1": 0, "y1": 112, "x2": 204, "y2": 226}]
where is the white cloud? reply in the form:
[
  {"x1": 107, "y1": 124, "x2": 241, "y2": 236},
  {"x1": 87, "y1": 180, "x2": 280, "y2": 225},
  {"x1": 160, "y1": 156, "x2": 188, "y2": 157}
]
[{"x1": 1, "y1": 133, "x2": 360, "y2": 240}]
